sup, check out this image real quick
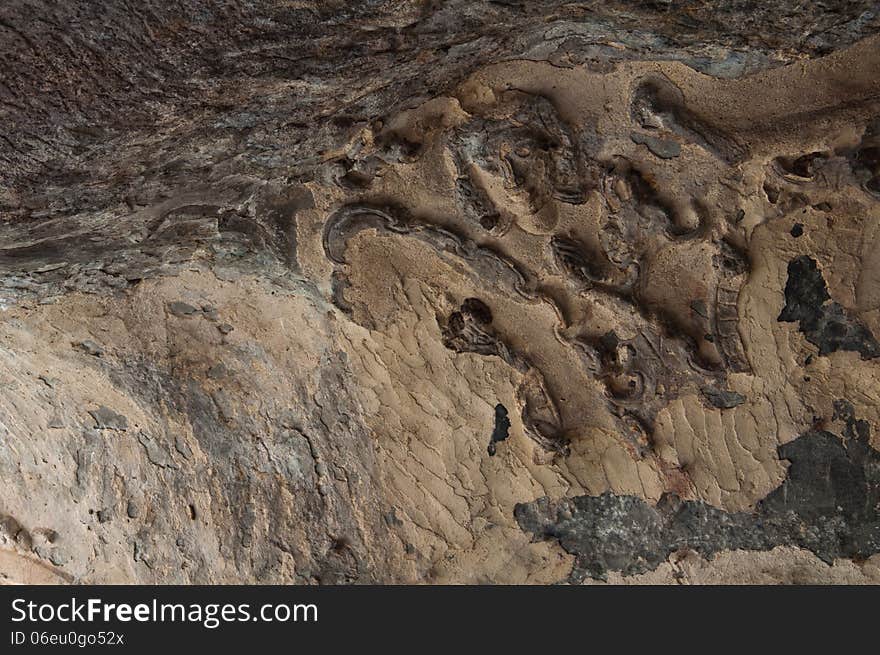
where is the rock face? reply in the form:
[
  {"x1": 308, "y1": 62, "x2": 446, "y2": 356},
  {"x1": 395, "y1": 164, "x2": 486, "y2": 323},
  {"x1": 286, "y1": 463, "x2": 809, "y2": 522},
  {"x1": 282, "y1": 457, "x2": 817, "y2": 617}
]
[{"x1": 2, "y1": 2, "x2": 880, "y2": 584}]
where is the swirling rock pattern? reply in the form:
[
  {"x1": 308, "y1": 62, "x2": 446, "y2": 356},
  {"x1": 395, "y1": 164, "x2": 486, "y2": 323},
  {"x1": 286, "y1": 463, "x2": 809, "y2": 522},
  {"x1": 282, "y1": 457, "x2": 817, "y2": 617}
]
[{"x1": 1, "y1": 2, "x2": 880, "y2": 584}]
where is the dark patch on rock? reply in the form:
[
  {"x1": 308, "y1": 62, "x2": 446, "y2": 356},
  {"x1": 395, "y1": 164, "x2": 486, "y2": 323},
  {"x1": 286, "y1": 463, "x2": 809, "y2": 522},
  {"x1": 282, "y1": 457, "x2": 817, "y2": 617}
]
[
  {"x1": 778, "y1": 255, "x2": 880, "y2": 359},
  {"x1": 832, "y1": 399, "x2": 872, "y2": 444},
  {"x1": 442, "y1": 298, "x2": 511, "y2": 361},
  {"x1": 630, "y1": 132, "x2": 681, "y2": 159},
  {"x1": 38, "y1": 374, "x2": 58, "y2": 388},
  {"x1": 790, "y1": 222, "x2": 804, "y2": 237},
  {"x1": 217, "y1": 323, "x2": 234, "y2": 335},
  {"x1": 329, "y1": 270, "x2": 356, "y2": 321},
  {"x1": 383, "y1": 509, "x2": 403, "y2": 527},
  {"x1": 488, "y1": 403, "x2": 511, "y2": 456},
  {"x1": 256, "y1": 184, "x2": 313, "y2": 270},
  {"x1": 515, "y1": 418, "x2": 880, "y2": 581},
  {"x1": 207, "y1": 363, "x2": 228, "y2": 380},
  {"x1": 689, "y1": 299, "x2": 708, "y2": 319},
  {"x1": 89, "y1": 406, "x2": 128, "y2": 431},
  {"x1": 702, "y1": 387, "x2": 746, "y2": 409},
  {"x1": 776, "y1": 152, "x2": 828, "y2": 178}
]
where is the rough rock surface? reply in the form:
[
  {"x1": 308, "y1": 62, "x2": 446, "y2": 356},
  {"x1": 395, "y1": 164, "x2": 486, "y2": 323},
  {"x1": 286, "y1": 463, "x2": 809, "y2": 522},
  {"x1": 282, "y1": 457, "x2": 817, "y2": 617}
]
[{"x1": 2, "y1": 2, "x2": 880, "y2": 584}]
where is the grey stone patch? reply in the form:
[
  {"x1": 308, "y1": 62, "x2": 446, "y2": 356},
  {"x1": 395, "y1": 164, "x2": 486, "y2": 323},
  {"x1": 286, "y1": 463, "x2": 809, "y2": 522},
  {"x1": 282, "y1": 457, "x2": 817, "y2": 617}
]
[
  {"x1": 74, "y1": 428, "x2": 102, "y2": 491},
  {"x1": 212, "y1": 267, "x2": 243, "y2": 283},
  {"x1": 383, "y1": 508, "x2": 404, "y2": 527},
  {"x1": 47, "y1": 414, "x2": 65, "y2": 429},
  {"x1": 137, "y1": 432, "x2": 176, "y2": 469},
  {"x1": 75, "y1": 340, "x2": 104, "y2": 357},
  {"x1": 630, "y1": 132, "x2": 681, "y2": 159},
  {"x1": 32, "y1": 262, "x2": 69, "y2": 274},
  {"x1": 702, "y1": 387, "x2": 746, "y2": 409},
  {"x1": 126, "y1": 501, "x2": 140, "y2": 519},
  {"x1": 217, "y1": 323, "x2": 234, "y2": 335},
  {"x1": 0, "y1": 276, "x2": 41, "y2": 293},
  {"x1": 211, "y1": 389, "x2": 235, "y2": 422},
  {"x1": 207, "y1": 363, "x2": 228, "y2": 379},
  {"x1": 88, "y1": 406, "x2": 128, "y2": 431},
  {"x1": 174, "y1": 434, "x2": 193, "y2": 460},
  {"x1": 167, "y1": 301, "x2": 199, "y2": 317},
  {"x1": 779, "y1": 255, "x2": 880, "y2": 359},
  {"x1": 515, "y1": 416, "x2": 880, "y2": 581},
  {"x1": 0, "y1": 515, "x2": 26, "y2": 545}
]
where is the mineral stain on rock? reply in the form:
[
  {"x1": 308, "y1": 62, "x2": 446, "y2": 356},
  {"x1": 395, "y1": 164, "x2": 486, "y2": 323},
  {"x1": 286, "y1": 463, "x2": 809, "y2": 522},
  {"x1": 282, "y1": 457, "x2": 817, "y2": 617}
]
[
  {"x1": 702, "y1": 387, "x2": 746, "y2": 409},
  {"x1": 488, "y1": 404, "x2": 511, "y2": 456},
  {"x1": 515, "y1": 413, "x2": 880, "y2": 582},
  {"x1": 778, "y1": 256, "x2": 880, "y2": 359},
  {"x1": 630, "y1": 132, "x2": 681, "y2": 159}
]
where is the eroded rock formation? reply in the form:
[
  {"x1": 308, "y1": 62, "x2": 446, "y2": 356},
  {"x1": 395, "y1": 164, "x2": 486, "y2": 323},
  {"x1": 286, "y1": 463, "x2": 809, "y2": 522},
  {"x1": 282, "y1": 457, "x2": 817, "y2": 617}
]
[{"x1": 2, "y1": 2, "x2": 880, "y2": 584}]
